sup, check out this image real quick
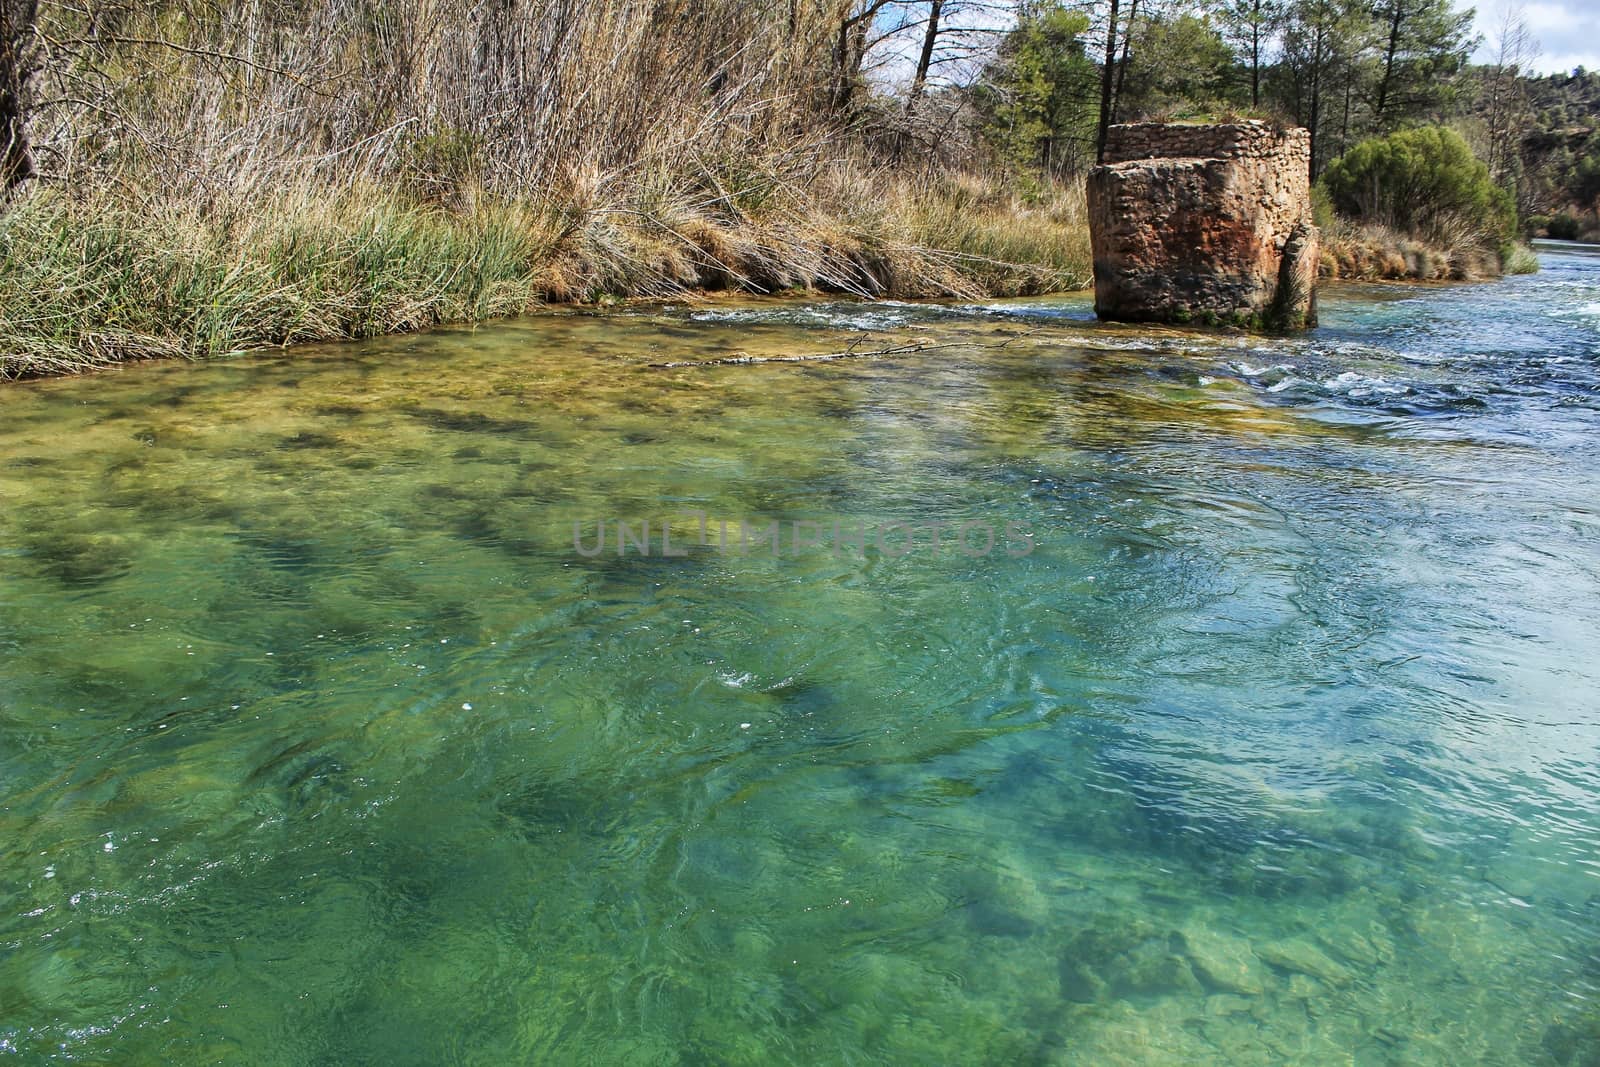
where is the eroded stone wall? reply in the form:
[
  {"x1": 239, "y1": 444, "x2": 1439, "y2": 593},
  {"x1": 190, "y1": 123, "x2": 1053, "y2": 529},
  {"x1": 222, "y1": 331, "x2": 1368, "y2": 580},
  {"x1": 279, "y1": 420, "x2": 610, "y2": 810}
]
[{"x1": 1088, "y1": 121, "x2": 1318, "y2": 330}]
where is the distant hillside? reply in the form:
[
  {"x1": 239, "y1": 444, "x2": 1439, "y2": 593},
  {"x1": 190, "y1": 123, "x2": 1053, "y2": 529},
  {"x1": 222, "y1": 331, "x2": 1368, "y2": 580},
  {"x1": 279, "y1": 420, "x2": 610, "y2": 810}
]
[{"x1": 1517, "y1": 70, "x2": 1600, "y2": 223}]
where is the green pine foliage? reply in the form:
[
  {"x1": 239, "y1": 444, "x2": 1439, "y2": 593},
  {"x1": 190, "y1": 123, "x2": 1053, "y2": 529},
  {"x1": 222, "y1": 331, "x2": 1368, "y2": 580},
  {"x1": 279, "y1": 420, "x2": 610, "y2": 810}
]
[
  {"x1": 1320, "y1": 127, "x2": 1516, "y2": 245},
  {"x1": 972, "y1": 2, "x2": 1099, "y2": 182}
]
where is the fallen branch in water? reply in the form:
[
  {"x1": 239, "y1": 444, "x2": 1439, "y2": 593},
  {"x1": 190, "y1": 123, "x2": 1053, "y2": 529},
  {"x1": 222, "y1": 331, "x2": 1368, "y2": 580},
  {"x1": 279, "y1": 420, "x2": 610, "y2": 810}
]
[{"x1": 647, "y1": 328, "x2": 1043, "y2": 368}]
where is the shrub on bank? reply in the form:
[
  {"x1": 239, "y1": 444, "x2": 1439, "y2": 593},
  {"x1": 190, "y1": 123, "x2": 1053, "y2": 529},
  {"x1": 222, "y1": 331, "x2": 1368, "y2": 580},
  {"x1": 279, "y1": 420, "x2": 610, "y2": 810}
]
[
  {"x1": 1316, "y1": 126, "x2": 1537, "y2": 281},
  {"x1": 1320, "y1": 127, "x2": 1515, "y2": 248},
  {"x1": 1546, "y1": 213, "x2": 1582, "y2": 240},
  {"x1": 1500, "y1": 243, "x2": 1540, "y2": 275}
]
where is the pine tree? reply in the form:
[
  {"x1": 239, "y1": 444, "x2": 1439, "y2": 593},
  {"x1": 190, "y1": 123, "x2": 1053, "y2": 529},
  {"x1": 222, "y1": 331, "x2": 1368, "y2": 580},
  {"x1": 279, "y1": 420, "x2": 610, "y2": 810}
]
[{"x1": 1369, "y1": 0, "x2": 1476, "y2": 129}]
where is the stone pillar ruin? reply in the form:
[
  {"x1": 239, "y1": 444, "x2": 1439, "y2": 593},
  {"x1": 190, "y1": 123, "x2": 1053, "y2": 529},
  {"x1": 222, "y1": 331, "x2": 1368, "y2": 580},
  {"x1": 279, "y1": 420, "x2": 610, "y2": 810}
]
[{"x1": 1087, "y1": 122, "x2": 1319, "y2": 331}]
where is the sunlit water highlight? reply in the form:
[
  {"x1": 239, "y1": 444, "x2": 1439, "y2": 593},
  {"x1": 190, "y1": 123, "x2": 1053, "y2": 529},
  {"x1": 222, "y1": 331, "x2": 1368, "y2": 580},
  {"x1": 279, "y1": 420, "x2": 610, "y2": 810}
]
[{"x1": 3, "y1": 248, "x2": 1599, "y2": 1064}]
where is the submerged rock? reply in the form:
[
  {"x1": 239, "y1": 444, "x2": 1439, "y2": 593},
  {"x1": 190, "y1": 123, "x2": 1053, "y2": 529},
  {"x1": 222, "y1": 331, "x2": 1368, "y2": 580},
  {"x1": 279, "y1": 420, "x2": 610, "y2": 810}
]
[
  {"x1": 1058, "y1": 926, "x2": 1202, "y2": 1003},
  {"x1": 1255, "y1": 937, "x2": 1353, "y2": 986},
  {"x1": 1180, "y1": 923, "x2": 1268, "y2": 996},
  {"x1": 1087, "y1": 121, "x2": 1319, "y2": 331}
]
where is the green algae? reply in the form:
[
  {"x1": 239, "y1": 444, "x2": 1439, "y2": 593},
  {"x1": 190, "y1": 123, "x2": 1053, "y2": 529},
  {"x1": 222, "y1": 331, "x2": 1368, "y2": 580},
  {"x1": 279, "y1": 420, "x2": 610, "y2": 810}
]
[{"x1": 1, "y1": 276, "x2": 1599, "y2": 1063}]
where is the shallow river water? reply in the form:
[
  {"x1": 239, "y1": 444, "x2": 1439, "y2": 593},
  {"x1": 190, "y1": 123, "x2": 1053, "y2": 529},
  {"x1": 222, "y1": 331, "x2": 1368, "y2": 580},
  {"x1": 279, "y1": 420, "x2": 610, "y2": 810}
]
[{"x1": 3, "y1": 247, "x2": 1600, "y2": 1064}]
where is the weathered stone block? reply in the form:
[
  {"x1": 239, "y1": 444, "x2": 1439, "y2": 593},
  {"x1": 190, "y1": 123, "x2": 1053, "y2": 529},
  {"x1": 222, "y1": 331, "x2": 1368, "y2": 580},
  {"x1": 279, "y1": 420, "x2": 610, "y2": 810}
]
[{"x1": 1087, "y1": 121, "x2": 1318, "y2": 330}]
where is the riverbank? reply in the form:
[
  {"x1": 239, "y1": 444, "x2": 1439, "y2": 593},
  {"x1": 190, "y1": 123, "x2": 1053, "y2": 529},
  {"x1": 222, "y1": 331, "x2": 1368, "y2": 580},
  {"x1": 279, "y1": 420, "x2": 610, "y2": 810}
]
[
  {"x1": 3, "y1": 174, "x2": 1546, "y2": 382},
  {"x1": 0, "y1": 173, "x2": 1090, "y2": 381}
]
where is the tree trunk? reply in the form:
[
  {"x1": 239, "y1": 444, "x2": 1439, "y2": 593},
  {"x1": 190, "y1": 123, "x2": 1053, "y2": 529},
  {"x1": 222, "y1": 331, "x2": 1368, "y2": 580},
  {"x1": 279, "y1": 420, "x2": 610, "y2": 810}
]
[
  {"x1": 0, "y1": 0, "x2": 37, "y2": 192},
  {"x1": 1096, "y1": 0, "x2": 1120, "y2": 164},
  {"x1": 1340, "y1": 57, "x2": 1353, "y2": 155},
  {"x1": 1375, "y1": 2, "x2": 1403, "y2": 126},
  {"x1": 907, "y1": 0, "x2": 942, "y2": 111},
  {"x1": 1250, "y1": 0, "x2": 1261, "y2": 108},
  {"x1": 1307, "y1": 24, "x2": 1323, "y2": 174},
  {"x1": 1111, "y1": 0, "x2": 1139, "y2": 124},
  {"x1": 833, "y1": 16, "x2": 853, "y2": 110},
  {"x1": 831, "y1": 1, "x2": 884, "y2": 115}
]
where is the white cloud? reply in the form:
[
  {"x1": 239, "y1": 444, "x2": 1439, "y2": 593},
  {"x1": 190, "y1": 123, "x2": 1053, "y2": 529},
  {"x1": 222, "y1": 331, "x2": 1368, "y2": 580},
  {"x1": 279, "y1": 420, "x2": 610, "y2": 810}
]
[{"x1": 1475, "y1": 0, "x2": 1600, "y2": 74}]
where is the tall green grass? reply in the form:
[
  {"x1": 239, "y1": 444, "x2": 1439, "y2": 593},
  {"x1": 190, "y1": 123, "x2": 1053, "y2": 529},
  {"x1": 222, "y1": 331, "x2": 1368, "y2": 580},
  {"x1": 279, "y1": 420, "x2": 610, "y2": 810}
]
[
  {"x1": 901, "y1": 175, "x2": 1092, "y2": 296},
  {"x1": 0, "y1": 173, "x2": 1093, "y2": 380},
  {"x1": 0, "y1": 190, "x2": 563, "y2": 377}
]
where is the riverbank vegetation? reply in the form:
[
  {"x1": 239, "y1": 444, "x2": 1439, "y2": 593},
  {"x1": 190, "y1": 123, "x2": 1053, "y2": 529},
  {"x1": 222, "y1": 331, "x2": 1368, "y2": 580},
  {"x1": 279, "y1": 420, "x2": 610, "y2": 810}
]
[
  {"x1": 1511, "y1": 69, "x2": 1600, "y2": 241},
  {"x1": 0, "y1": 174, "x2": 1090, "y2": 376},
  {"x1": 1317, "y1": 126, "x2": 1531, "y2": 281},
  {"x1": 0, "y1": 1, "x2": 1104, "y2": 378},
  {"x1": 0, "y1": 0, "x2": 1566, "y2": 377}
]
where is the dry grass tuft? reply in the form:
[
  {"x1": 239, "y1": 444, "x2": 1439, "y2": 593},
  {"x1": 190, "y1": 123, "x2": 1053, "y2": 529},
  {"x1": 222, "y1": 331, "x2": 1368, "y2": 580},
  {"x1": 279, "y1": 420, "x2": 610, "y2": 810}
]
[{"x1": 1318, "y1": 219, "x2": 1513, "y2": 282}]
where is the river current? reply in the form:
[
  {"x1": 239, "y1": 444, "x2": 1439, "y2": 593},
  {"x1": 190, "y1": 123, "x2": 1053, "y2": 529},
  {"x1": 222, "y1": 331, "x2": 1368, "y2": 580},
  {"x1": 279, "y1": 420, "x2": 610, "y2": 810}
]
[{"x1": 2, "y1": 246, "x2": 1598, "y2": 1063}]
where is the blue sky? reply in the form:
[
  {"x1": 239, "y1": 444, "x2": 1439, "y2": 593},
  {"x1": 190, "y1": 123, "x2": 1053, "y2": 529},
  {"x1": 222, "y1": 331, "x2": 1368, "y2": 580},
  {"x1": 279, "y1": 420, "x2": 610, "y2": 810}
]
[
  {"x1": 873, "y1": 1, "x2": 1600, "y2": 85},
  {"x1": 1474, "y1": 0, "x2": 1600, "y2": 75}
]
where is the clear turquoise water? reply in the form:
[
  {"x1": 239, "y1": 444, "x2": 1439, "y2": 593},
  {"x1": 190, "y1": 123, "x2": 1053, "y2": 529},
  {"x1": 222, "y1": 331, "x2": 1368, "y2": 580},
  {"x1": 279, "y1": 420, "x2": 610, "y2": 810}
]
[{"x1": 3, "y1": 251, "x2": 1599, "y2": 1064}]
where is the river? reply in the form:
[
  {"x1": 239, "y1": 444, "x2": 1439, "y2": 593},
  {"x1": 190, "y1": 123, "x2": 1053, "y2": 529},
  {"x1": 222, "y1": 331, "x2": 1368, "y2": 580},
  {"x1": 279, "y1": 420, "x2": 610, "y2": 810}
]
[{"x1": 2, "y1": 247, "x2": 1598, "y2": 1063}]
